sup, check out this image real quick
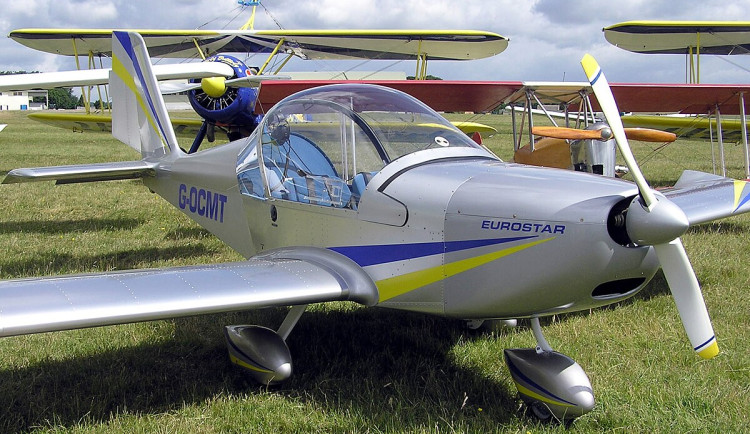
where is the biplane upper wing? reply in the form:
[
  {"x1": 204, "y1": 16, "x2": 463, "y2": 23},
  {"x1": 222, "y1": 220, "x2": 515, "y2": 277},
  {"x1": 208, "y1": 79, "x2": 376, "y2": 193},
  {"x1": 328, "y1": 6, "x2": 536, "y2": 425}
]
[
  {"x1": 604, "y1": 21, "x2": 750, "y2": 55},
  {"x1": 606, "y1": 83, "x2": 750, "y2": 115},
  {"x1": 0, "y1": 247, "x2": 377, "y2": 337},
  {"x1": 9, "y1": 28, "x2": 508, "y2": 60},
  {"x1": 603, "y1": 83, "x2": 750, "y2": 144},
  {"x1": 255, "y1": 80, "x2": 521, "y2": 113}
]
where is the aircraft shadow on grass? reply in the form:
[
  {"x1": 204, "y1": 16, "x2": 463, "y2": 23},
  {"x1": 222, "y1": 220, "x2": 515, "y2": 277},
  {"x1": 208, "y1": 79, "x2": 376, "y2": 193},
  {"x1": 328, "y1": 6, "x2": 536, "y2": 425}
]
[
  {"x1": 0, "y1": 218, "x2": 143, "y2": 235},
  {"x1": 0, "y1": 243, "x2": 217, "y2": 278},
  {"x1": 0, "y1": 308, "x2": 521, "y2": 431}
]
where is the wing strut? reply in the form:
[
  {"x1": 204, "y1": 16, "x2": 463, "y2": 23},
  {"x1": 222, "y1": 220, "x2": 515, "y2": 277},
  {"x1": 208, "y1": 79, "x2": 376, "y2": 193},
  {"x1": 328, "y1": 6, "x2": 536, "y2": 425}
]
[{"x1": 258, "y1": 38, "x2": 286, "y2": 74}]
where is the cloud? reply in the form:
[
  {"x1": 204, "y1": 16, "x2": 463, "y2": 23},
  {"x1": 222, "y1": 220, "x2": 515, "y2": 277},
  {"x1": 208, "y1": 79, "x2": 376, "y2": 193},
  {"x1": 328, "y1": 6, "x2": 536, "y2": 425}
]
[{"x1": 1, "y1": 0, "x2": 750, "y2": 85}]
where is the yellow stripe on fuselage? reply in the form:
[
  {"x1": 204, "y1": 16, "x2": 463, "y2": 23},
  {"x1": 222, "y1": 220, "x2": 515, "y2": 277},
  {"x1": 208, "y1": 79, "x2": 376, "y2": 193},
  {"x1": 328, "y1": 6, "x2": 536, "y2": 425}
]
[{"x1": 376, "y1": 238, "x2": 553, "y2": 302}]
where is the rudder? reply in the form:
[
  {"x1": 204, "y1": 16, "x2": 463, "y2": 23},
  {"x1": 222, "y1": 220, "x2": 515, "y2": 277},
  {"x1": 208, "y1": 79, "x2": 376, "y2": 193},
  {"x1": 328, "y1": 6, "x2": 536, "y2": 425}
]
[{"x1": 110, "y1": 31, "x2": 181, "y2": 158}]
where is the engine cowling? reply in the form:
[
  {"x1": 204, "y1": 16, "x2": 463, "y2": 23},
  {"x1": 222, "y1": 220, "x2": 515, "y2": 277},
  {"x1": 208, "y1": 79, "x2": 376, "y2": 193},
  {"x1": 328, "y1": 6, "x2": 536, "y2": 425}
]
[{"x1": 188, "y1": 54, "x2": 261, "y2": 129}]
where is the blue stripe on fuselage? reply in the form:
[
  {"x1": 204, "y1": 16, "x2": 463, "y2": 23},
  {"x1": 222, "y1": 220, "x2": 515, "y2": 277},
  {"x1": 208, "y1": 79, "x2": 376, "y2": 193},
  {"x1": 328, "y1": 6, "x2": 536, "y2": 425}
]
[{"x1": 329, "y1": 236, "x2": 536, "y2": 267}]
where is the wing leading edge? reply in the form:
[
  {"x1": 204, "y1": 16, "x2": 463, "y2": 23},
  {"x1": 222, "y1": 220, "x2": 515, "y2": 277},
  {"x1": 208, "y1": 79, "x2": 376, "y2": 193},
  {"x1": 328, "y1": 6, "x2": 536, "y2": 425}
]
[
  {"x1": 9, "y1": 29, "x2": 508, "y2": 60},
  {"x1": 0, "y1": 247, "x2": 378, "y2": 337},
  {"x1": 663, "y1": 171, "x2": 750, "y2": 225}
]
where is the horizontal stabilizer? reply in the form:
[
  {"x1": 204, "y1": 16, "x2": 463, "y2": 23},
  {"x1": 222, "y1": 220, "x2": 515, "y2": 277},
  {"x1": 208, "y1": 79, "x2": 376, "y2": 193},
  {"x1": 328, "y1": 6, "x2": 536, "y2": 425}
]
[
  {"x1": 2, "y1": 160, "x2": 158, "y2": 184},
  {"x1": 0, "y1": 247, "x2": 377, "y2": 337},
  {"x1": 663, "y1": 170, "x2": 750, "y2": 225}
]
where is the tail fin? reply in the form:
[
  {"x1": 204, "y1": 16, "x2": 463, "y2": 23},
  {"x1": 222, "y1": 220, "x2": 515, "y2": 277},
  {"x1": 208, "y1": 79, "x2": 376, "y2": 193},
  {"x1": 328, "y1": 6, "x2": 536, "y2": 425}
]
[{"x1": 110, "y1": 31, "x2": 181, "y2": 158}]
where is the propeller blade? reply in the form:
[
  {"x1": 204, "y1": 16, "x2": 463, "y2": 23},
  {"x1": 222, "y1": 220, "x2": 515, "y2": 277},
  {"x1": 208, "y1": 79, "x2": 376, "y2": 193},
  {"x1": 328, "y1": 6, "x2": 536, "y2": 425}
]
[
  {"x1": 225, "y1": 75, "x2": 291, "y2": 88},
  {"x1": 581, "y1": 54, "x2": 656, "y2": 207},
  {"x1": 159, "y1": 81, "x2": 202, "y2": 95},
  {"x1": 624, "y1": 128, "x2": 677, "y2": 143},
  {"x1": 654, "y1": 240, "x2": 719, "y2": 359},
  {"x1": 531, "y1": 126, "x2": 611, "y2": 141},
  {"x1": 581, "y1": 53, "x2": 719, "y2": 359}
]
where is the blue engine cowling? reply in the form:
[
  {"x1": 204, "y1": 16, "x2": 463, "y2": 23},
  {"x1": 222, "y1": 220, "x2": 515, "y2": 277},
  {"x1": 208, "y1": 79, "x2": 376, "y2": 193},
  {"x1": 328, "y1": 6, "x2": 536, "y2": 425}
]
[{"x1": 188, "y1": 54, "x2": 261, "y2": 128}]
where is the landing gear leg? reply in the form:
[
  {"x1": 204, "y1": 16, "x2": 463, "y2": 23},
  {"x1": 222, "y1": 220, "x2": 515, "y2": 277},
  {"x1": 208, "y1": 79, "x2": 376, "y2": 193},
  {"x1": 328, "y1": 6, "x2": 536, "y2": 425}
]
[{"x1": 503, "y1": 317, "x2": 595, "y2": 423}]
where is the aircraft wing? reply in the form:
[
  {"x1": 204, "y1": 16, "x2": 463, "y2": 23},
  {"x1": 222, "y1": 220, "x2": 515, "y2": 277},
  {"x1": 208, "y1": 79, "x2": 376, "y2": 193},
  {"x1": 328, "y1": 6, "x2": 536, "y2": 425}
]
[
  {"x1": 0, "y1": 63, "x2": 235, "y2": 92},
  {"x1": 662, "y1": 171, "x2": 750, "y2": 225},
  {"x1": 621, "y1": 115, "x2": 747, "y2": 141},
  {"x1": 2, "y1": 160, "x2": 158, "y2": 184},
  {"x1": 604, "y1": 21, "x2": 750, "y2": 55},
  {"x1": 605, "y1": 83, "x2": 750, "y2": 115},
  {"x1": 25, "y1": 112, "x2": 203, "y2": 137},
  {"x1": 9, "y1": 29, "x2": 508, "y2": 60},
  {"x1": 255, "y1": 80, "x2": 522, "y2": 113},
  {"x1": 0, "y1": 247, "x2": 377, "y2": 337},
  {"x1": 504, "y1": 81, "x2": 750, "y2": 116}
]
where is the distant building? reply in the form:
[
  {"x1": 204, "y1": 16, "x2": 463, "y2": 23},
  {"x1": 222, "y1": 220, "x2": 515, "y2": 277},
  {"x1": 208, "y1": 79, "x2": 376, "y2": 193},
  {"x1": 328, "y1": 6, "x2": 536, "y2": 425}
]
[{"x1": 0, "y1": 90, "x2": 48, "y2": 110}]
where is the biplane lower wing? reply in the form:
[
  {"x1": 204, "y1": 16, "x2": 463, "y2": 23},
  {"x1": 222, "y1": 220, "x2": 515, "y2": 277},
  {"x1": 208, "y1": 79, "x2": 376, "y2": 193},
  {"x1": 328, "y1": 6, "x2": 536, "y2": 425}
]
[
  {"x1": 622, "y1": 115, "x2": 747, "y2": 141},
  {"x1": 0, "y1": 247, "x2": 377, "y2": 337},
  {"x1": 26, "y1": 113, "x2": 203, "y2": 137}
]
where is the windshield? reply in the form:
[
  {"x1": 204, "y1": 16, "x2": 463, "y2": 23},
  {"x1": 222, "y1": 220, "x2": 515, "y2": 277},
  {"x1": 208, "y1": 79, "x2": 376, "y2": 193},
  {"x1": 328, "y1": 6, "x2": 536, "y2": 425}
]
[{"x1": 269, "y1": 84, "x2": 482, "y2": 162}]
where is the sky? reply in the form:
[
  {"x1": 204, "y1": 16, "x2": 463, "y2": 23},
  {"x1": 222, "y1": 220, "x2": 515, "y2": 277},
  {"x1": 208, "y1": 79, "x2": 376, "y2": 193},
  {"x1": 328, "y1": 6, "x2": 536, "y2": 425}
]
[{"x1": 2, "y1": 0, "x2": 750, "y2": 85}]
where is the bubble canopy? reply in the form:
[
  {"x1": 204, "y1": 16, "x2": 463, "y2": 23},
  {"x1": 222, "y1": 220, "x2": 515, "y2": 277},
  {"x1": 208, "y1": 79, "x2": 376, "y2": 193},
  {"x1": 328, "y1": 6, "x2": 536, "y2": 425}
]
[
  {"x1": 237, "y1": 84, "x2": 485, "y2": 206},
  {"x1": 260, "y1": 84, "x2": 481, "y2": 162}
]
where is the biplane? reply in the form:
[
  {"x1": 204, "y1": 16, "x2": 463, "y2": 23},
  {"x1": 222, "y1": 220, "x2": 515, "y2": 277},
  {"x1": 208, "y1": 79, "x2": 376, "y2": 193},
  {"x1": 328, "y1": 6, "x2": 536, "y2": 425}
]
[
  {"x1": 1, "y1": 25, "x2": 507, "y2": 150},
  {"x1": 603, "y1": 21, "x2": 750, "y2": 179},
  {"x1": 2, "y1": 31, "x2": 750, "y2": 423}
]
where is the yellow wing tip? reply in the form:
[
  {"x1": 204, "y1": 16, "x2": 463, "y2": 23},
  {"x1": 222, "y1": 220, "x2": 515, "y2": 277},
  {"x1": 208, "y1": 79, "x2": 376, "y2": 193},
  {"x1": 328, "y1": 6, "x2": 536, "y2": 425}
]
[
  {"x1": 697, "y1": 341, "x2": 719, "y2": 359},
  {"x1": 580, "y1": 54, "x2": 600, "y2": 80}
]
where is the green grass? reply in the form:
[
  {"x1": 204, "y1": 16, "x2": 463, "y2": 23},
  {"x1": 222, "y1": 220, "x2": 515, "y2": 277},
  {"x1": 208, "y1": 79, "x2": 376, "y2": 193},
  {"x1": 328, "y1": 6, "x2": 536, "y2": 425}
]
[{"x1": 0, "y1": 109, "x2": 749, "y2": 433}]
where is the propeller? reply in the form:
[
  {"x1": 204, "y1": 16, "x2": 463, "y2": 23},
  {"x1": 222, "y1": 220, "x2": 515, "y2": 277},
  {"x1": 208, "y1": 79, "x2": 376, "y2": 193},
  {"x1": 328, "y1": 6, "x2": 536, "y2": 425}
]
[
  {"x1": 581, "y1": 54, "x2": 719, "y2": 360},
  {"x1": 159, "y1": 74, "x2": 291, "y2": 95},
  {"x1": 531, "y1": 126, "x2": 676, "y2": 143},
  {"x1": 532, "y1": 126, "x2": 611, "y2": 141}
]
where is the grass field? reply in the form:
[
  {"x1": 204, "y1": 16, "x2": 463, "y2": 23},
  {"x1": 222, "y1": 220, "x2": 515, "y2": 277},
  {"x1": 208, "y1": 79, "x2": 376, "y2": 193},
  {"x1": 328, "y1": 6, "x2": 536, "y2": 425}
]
[{"x1": 0, "y1": 109, "x2": 748, "y2": 433}]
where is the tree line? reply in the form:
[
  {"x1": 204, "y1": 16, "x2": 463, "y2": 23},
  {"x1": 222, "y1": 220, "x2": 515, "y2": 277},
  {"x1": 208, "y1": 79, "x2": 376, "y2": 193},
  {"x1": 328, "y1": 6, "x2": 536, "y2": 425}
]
[{"x1": 1, "y1": 70, "x2": 104, "y2": 110}]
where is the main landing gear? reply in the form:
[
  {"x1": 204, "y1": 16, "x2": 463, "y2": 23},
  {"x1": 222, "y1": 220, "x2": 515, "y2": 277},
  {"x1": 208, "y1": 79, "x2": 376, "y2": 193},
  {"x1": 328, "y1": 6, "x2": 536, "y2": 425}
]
[
  {"x1": 503, "y1": 317, "x2": 595, "y2": 423},
  {"x1": 224, "y1": 304, "x2": 307, "y2": 385}
]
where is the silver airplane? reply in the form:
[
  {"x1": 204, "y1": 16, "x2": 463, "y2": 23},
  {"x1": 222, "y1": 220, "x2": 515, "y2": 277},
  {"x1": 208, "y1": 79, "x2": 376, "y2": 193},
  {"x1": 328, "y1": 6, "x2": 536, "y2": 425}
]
[{"x1": 2, "y1": 32, "x2": 749, "y2": 422}]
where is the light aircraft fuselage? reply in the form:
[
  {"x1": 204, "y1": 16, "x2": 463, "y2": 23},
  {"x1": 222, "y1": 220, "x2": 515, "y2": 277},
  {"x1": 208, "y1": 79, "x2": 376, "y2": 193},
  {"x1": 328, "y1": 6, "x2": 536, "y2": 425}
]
[{"x1": 147, "y1": 84, "x2": 658, "y2": 321}]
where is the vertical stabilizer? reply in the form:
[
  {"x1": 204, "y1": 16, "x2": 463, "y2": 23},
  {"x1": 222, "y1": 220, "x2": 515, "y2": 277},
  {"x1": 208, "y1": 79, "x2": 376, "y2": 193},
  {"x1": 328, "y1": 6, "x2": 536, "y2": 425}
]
[{"x1": 110, "y1": 31, "x2": 180, "y2": 158}]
